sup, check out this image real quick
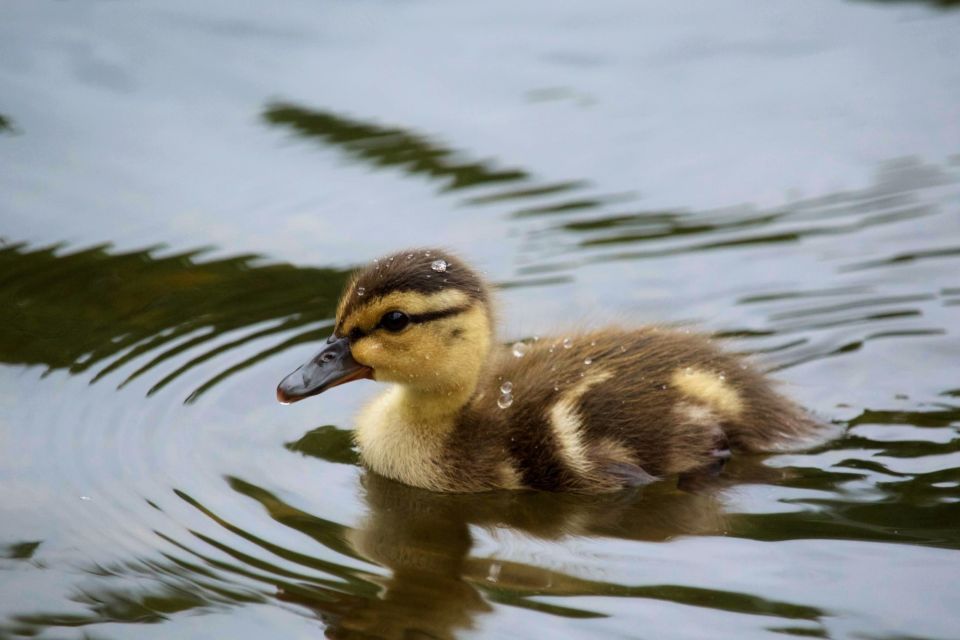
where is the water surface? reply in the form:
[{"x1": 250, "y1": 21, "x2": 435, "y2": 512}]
[{"x1": 1, "y1": 1, "x2": 959, "y2": 639}]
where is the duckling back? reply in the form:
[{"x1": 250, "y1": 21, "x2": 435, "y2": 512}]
[{"x1": 445, "y1": 328, "x2": 822, "y2": 493}]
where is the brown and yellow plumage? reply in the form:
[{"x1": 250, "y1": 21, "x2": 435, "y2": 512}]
[{"x1": 278, "y1": 248, "x2": 823, "y2": 493}]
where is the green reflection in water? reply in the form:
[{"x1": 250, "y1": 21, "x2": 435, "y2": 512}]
[
  {"x1": 517, "y1": 157, "x2": 955, "y2": 276},
  {"x1": 260, "y1": 101, "x2": 631, "y2": 223},
  {"x1": 729, "y1": 406, "x2": 960, "y2": 550},
  {"x1": 840, "y1": 245, "x2": 960, "y2": 273},
  {"x1": 264, "y1": 102, "x2": 529, "y2": 192},
  {"x1": 0, "y1": 242, "x2": 349, "y2": 401},
  {"x1": 0, "y1": 114, "x2": 16, "y2": 135},
  {"x1": 285, "y1": 424, "x2": 360, "y2": 465},
  {"x1": 464, "y1": 180, "x2": 590, "y2": 205},
  {"x1": 6, "y1": 551, "x2": 264, "y2": 636},
  {"x1": 0, "y1": 541, "x2": 41, "y2": 561}
]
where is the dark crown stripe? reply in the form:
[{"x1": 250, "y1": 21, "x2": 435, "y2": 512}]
[{"x1": 338, "y1": 248, "x2": 489, "y2": 331}]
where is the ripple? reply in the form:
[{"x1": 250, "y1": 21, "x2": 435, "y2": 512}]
[{"x1": 0, "y1": 242, "x2": 350, "y2": 403}]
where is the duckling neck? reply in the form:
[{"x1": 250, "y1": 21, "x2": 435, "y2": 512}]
[
  {"x1": 397, "y1": 383, "x2": 476, "y2": 421},
  {"x1": 354, "y1": 383, "x2": 475, "y2": 490}
]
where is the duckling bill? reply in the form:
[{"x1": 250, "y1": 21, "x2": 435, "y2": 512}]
[{"x1": 278, "y1": 249, "x2": 822, "y2": 493}]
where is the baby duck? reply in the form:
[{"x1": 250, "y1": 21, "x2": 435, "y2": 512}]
[{"x1": 277, "y1": 249, "x2": 821, "y2": 493}]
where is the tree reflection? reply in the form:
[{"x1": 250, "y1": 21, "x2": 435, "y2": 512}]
[
  {"x1": 263, "y1": 103, "x2": 530, "y2": 192},
  {"x1": 0, "y1": 242, "x2": 349, "y2": 402},
  {"x1": 0, "y1": 114, "x2": 17, "y2": 135}
]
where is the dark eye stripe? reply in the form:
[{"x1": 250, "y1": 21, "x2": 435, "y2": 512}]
[
  {"x1": 406, "y1": 304, "x2": 471, "y2": 325},
  {"x1": 342, "y1": 304, "x2": 472, "y2": 343}
]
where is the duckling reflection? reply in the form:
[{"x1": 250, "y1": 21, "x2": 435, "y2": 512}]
[{"x1": 278, "y1": 469, "x2": 731, "y2": 640}]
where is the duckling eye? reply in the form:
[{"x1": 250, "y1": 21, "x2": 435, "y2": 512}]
[{"x1": 379, "y1": 311, "x2": 410, "y2": 333}]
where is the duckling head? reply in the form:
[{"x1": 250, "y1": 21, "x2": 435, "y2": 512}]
[{"x1": 277, "y1": 249, "x2": 493, "y2": 404}]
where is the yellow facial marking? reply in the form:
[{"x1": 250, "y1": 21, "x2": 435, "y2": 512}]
[
  {"x1": 349, "y1": 299, "x2": 491, "y2": 397},
  {"x1": 671, "y1": 368, "x2": 743, "y2": 418},
  {"x1": 548, "y1": 370, "x2": 613, "y2": 478}
]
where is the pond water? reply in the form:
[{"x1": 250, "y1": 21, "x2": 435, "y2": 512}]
[{"x1": 2, "y1": 1, "x2": 959, "y2": 638}]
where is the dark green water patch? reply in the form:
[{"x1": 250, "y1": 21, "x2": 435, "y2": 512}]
[
  {"x1": 263, "y1": 103, "x2": 531, "y2": 193},
  {"x1": 0, "y1": 242, "x2": 349, "y2": 401}
]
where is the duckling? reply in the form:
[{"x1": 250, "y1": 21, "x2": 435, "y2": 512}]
[{"x1": 277, "y1": 249, "x2": 822, "y2": 493}]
